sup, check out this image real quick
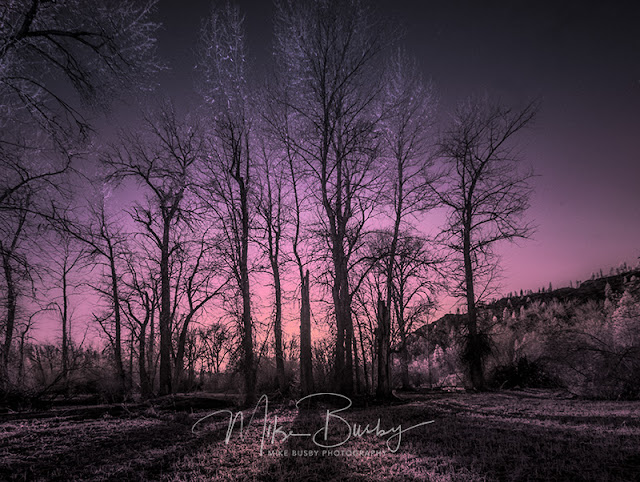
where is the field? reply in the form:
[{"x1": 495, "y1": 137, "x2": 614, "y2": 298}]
[{"x1": 1, "y1": 390, "x2": 639, "y2": 481}]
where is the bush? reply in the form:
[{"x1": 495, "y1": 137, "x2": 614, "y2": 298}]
[
  {"x1": 489, "y1": 357, "x2": 556, "y2": 389},
  {"x1": 0, "y1": 384, "x2": 52, "y2": 412}
]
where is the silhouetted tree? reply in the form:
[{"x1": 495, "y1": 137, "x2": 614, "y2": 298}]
[
  {"x1": 255, "y1": 145, "x2": 288, "y2": 392},
  {"x1": 197, "y1": 2, "x2": 257, "y2": 404},
  {"x1": 274, "y1": 0, "x2": 385, "y2": 395},
  {"x1": 122, "y1": 252, "x2": 158, "y2": 397},
  {"x1": 103, "y1": 105, "x2": 203, "y2": 395},
  {"x1": 0, "y1": 0, "x2": 161, "y2": 143},
  {"x1": 261, "y1": 67, "x2": 314, "y2": 396},
  {"x1": 0, "y1": 147, "x2": 73, "y2": 392},
  {"x1": 172, "y1": 228, "x2": 228, "y2": 391},
  {"x1": 0, "y1": 188, "x2": 31, "y2": 389},
  {"x1": 43, "y1": 230, "x2": 86, "y2": 393},
  {"x1": 1, "y1": 0, "x2": 160, "y2": 395},
  {"x1": 435, "y1": 98, "x2": 536, "y2": 390},
  {"x1": 390, "y1": 233, "x2": 436, "y2": 388},
  {"x1": 83, "y1": 199, "x2": 129, "y2": 396},
  {"x1": 375, "y1": 49, "x2": 436, "y2": 397}
]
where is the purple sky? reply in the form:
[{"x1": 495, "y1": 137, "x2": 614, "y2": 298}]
[
  {"x1": 27, "y1": 0, "x2": 640, "y2": 343},
  {"x1": 154, "y1": 0, "x2": 640, "y2": 297}
]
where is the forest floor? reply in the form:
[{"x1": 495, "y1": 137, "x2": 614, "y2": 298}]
[{"x1": 1, "y1": 389, "x2": 639, "y2": 481}]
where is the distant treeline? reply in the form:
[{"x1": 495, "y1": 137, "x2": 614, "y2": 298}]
[{"x1": 407, "y1": 269, "x2": 640, "y2": 399}]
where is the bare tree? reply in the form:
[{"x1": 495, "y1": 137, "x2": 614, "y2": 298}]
[
  {"x1": 0, "y1": 0, "x2": 161, "y2": 143},
  {"x1": 274, "y1": 0, "x2": 385, "y2": 395},
  {"x1": 42, "y1": 230, "x2": 86, "y2": 393},
  {"x1": 261, "y1": 75, "x2": 315, "y2": 395},
  {"x1": 172, "y1": 228, "x2": 228, "y2": 391},
  {"x1": 0, "y1": 145, "x2": 76, "y2": 399},
  {"x1": 0, "y1": 146, "x2": 72, "y2": 392},
  {"x1": 435, "y1": 98, "x2": 537, "y2": 390},
  {"x1": 197, "y1": 2, "x2": 258, "y2": 405},
  {"x1": 353, "y1": 230, "x2": 436, "y2": 394},
  {"x1": 299, "y1": 269, "x2": 313, "y2": 394},
  {"x1": 0, "y1": 188, "x2": 31, "y2": 389},
  {"x1": 352, "y1": 281, "x2": 378, "y2": 394},
  {"x1": 375, "y1": 49, "x2": 436, "y2": 397},
  {"x1": 121, "y1": 252, "x2": 158, "y2": 397},
  {"x1": 83, "y1": 200, "x2": 129, "y2": 396},
  {"x1": 255, "y1": 145, "x2": 288, "y2": 392},
  {"x1": 103, "y1": 104, "x2": 203, "y2": 395},
  {"x1": 385, "y1": 231, "x2": 436, "y2": 388},
  {"x1": 16, "y1": 308, "x2": 43, "y2": 383}
]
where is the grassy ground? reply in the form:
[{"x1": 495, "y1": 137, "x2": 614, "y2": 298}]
[{"x1": 1, "y1": 390, "x2": 639, "y2": 481}]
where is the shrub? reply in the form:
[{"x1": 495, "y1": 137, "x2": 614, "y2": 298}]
[{"x1": 489, "y1": 357, "x2": 556, "y2": 389}]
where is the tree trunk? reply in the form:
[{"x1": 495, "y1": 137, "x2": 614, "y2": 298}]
[
  {"x1": 332, "y1": 273, "x2": 344, "y2": 391},
  {"x1": 128, "y1": 330, "x2": 134, "y2": 390},
  {"x1": 332, "y1": 246, "x2": 354, "y2": 395},
  {"x1": 463, "y1": 225, "x2": 485, "y2": 390},
  {"x1": 174, "y1": 312, "x2": 198, "y2": 392},
  {"x1": 376, "y1": 298, "x2": 392, "y2": 398},
  {"x1": 397, "y1": 302, "x2": 411, "y2": 389},
  {"x1": 299, "y1": 270, "x2": 314, "y2": 395},
  {"x1": 352, "y1": 329, "x2": 361, "y2": 394},
  {"x1": 357, "y1": 316, "x2": 370, "y2": 395},
  {"x1": 344, "y1": 295, "x2": 354, "y2": 394},
  {"x1": 61, "y1": 265, "x2": 69, "y2": 395},
  {"x1": 241, "y1": 258, "x2": 254, "y2": 405},
  {"x1": 138, "y1": 322, "x2": 151, "y2": 398},
  {"x1": 239, "y1": 172, "x2": 255, "y2": 406},
  {"x1": 109, "y1": 249, "x2": 127, "y2": 396},
  {"x1": 18, "y1": 329, "x2": 27, "y2": 383},
  {"x1": 272, "y1": 258, "x2": 285, "y2": 392},
  {"x1": 147, "y1": 306, "x2": 155, "y2": 393},
  {"x1": 1, "y1": 254, "x2": 17, "y2": 392},
  {"x1": 159, "y1": 218, "x2": 172, "y2": 396}
]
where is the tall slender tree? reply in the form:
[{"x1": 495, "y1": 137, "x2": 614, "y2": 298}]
[
  {"x1": 197, "y1": 2, "x2": 257, "y2": 404},
  {"x1": 0, "y1": 188, "x2": 30, "y2": 389},
  {"x1": 255, "y1": 145, "x2": 287, "y2": 392},
  {"x1": 261, "y1": 78, "x2": 315, "y2": 395},
  {"x1": 121, "y1": 248, "x2": 160, "y2": 397},
  {"x1": 44, "y1": 231, "x2": 85, "y2": 394},
  {"x1": 103, "y1": 104, "x2": 203, "y2": 395},
  {"x1": 274, "y1": 0, "x2": 385, "y2": 395},
  {"x1": 435, "y1": 98, "x2": 536, "y2": 390},
  {"x1": 376, "y1": 49, "x2": 436, "y2": 397},
  {"x1": 83, "y1": 200, "x2": 129, "y2": 396}
]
